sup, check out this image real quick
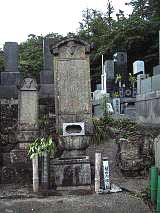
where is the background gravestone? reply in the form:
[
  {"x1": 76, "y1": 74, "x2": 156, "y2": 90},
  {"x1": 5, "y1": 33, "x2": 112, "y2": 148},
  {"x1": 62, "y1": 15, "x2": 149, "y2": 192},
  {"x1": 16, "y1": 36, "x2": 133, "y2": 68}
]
[
  {"x1": 104, "y1": 60, "x2": 115, "y2": 93},
  {"x1": 0, "y1": 42, "x2": 21, "y2": 99},
  {"x1": 114, "y1": 52, "x2": 128, "y2": 83},
  {"x1": 39, "y1": 38, "x2": 54, "y2": 98},
  {"x1": 1, "y1": 42, "x2": 21, "y2": 85}
]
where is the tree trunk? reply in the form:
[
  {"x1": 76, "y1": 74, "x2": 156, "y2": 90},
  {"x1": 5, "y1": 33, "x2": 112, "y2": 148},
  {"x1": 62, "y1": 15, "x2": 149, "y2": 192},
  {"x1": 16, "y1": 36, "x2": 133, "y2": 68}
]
[
  {"x1": 32, "y1": 155, "x2": 39, "y2": 193},
  {"x1": 41, "y1": 151, "x2": 49, "y2": 189}
]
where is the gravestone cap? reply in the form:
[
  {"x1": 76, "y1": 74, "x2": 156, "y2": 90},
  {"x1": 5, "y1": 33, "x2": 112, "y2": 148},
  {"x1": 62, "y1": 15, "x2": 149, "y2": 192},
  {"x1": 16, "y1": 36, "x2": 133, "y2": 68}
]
[
  {"x1": 50, "y1": 37, "x2": 90, "y2": 55},
  {"x1": 19, "y1": 77, "x2": 38, "y2": 91}
]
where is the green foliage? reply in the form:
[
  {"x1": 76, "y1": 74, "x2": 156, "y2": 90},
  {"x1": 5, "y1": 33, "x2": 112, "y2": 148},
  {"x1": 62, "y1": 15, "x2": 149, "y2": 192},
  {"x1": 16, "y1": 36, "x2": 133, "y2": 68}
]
[
  {"x1": 129, "y1": 73, "x2": 137, "y2": 87},
  {"x1": 92, "y1": 117, "x2": 111, "y2": 145},
  {"x1": 27, "y1": 136, "x2": 56, "y2": 159},
  {"x1": 19, "y1": 34, "x2": 43, "y2": 78},
  {"x1": 100, "y1": 95, "x2": 109, "y2": 117},
  {"x1": 19, "y1": 33, "x2": 63, "y2": 78},
  {"x1": 78, "y1": 0, "x2": 160, "y2": 81}
]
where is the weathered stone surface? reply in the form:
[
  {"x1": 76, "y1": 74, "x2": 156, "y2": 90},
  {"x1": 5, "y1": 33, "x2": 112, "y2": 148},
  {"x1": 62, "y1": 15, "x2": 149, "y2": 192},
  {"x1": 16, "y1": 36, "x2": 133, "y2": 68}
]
[
  {"x1": 136, "y1": 91, "x2": 160, "y2": 124},
  {"x1": 43, "y1": 37, "x2": 53, "y2": 72},
  {"x1": 51, "y1": 37, "x2": 92, "y2": 135},
  {"x1": 141, "y1": 77, "x2": 152, "y2": 94},
  {"x1": 104, "y1": 60, "x2": 114, "y2": 80},
  {"x1": 50, "y1": 38, "x2": 92, "y2": 187},
  {"x1": 113, "y1": 52, "x2": 128, "y2": 82},
  {"x1": 153, "y1": 65, "x2": 160, "y2": 76},
  {"x1": 50, "y1": 157, "x2": 91, "y2": 187},
  {"x1": 0, "y1": 85, "x2": 18, "y2": 98},
  {"x1": 0, "y1": 42, "x2": 21, "y2": 86},
  {"x1": 4, "y1": 42, "x2": 19, "y2": 72},
  {"x1": 1, "y1": 72, "x2": 21, "y2": 85},
  {"x1": 18, "y1": 78, "x2": 39, "y2": 130},
  {"x1": 152, "y1": 74, "x2": 160, "y2": 91},
  {"x1": 17, "y1": 78, "x2": 39, "y2": 143},
  {"x1": 39, "y1": 84, "x2": 54, "y2": 98},
  {"x1": 40, "y1": 71, "x2": 53, "y2": 84}
]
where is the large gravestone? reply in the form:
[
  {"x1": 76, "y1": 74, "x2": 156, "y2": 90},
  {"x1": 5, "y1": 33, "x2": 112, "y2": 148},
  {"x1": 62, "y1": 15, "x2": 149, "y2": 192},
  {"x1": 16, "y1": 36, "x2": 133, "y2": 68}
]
[
  {"x1": 39, "y1": 38, "x2": 54, "y2": 98},
  {"x1": 113, "y1": 52, "x2": 128, "y2": 82},
  {"x1": 50, "y1": 38, "x2": 92, "y2": 188},
  {"x1": 0, "y1": 42, "x2": 21, "y2": 98},
  {"x1": 104, "y1": 60, "x2": 115, "y2": 93},
  {"x1": 104, "y1": 60, "x2": 114, "y2": 80},
  {"x1": 1, "y1": 42, "x2": 21, "y2": 85}
]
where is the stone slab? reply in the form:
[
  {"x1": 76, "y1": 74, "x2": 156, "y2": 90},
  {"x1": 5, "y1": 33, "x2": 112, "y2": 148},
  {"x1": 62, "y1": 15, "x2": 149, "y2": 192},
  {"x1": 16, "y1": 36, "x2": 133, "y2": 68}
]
[
  {"x1": 39, "y1": 84, "x2": 54, "y2": 98},
  {"x1": 40, "y1": 70, "x2": 54, "y2": 84},
  {"x1": 141, "y1": 77, "x2": 152, "y2": 94},
  {"x1": 43, "y1": 37, "x2": 53, "y2": 71},
  {"x1": 0, "y1": 85, "x2": 18, "y2": 98},
  {"x1": 104, "y1": 60, "x2": 114, "y2": 80},
  {"x1": 50, "y1": 157, "x2": 91, "y2": 187},
  {"x1": 1, "y1": 72, "x2": 21, "y2": 85},
  {"x1": 153, "y1": 64, "x2": 160, "y2": 76},
  {"x1": 152, "y1": 74, "x2": 160, "y2": 91},
  {"x1": 4, "y1": 42, "x2": 19, "y2": 72}
]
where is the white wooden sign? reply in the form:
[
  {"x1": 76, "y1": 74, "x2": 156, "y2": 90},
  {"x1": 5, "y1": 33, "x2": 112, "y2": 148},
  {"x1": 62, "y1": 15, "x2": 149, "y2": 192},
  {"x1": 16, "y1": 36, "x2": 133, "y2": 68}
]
[{"x1": 103, "y1": 159, "x2": 110, "y2": 190}]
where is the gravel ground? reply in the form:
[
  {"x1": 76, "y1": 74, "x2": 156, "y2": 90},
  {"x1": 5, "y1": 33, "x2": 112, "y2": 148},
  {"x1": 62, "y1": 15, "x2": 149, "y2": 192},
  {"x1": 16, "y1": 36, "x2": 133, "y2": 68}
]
[{"x1": 0, "y1": 179, "x2": 152, "y2": 213}]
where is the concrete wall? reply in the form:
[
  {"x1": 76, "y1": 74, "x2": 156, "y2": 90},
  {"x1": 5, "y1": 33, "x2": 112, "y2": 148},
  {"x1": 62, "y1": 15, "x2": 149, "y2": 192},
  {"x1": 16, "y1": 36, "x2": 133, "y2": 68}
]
[{"x1": 136, "y1": 91, "x2": 160, "y2": 124}]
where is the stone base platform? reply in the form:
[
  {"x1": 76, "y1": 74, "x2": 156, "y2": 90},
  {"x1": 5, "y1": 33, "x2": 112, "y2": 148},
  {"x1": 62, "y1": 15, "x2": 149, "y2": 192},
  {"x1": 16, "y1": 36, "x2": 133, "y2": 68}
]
[{"x1": 50, "y1": 156, "x2": 91, "y2": 187}]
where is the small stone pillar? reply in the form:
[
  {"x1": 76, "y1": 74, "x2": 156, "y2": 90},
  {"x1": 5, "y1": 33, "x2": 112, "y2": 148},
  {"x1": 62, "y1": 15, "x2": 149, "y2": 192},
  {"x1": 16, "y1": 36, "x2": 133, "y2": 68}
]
[
  {"x1": 95, "y1": 152, "x2": 102, "y2": 193},
  {"x1": 17, "y1": 77, "x2": 39, "y2": 146}
]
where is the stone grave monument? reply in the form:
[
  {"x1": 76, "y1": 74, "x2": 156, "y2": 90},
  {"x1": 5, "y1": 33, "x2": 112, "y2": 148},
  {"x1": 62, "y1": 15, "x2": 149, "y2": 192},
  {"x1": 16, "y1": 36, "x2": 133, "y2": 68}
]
[
  {"x1": 17, "y1": 77, "x2": 39, "y2": 144},
  {"x1": 0, "y1": 42, "x2": 21, "y2": 98},
  {"x1": 39, "y1": 37, "x2": 54, "y2": 98},
  {"x1": 50, "y1": 38, "x2": 92, "y2": 188},
  {"x1": 1, "y1": 78, "x2": 39, "y2": 183},
  {"x1": 113, "y1": 52, "x2": 128, "y2": 83}
]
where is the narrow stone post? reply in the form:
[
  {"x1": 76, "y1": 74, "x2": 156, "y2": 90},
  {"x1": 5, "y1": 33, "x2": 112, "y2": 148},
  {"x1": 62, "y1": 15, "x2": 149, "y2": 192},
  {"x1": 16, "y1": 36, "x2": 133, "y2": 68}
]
[
  {"x1": 95, "y1": 152, "x2": 102, "y2": 193},
  {"x1": 32, "y1": 155, "x2": 39, "y2": 193},
  {"x1": 41, "y1": 151, "x2": 49, "y2": 189}
]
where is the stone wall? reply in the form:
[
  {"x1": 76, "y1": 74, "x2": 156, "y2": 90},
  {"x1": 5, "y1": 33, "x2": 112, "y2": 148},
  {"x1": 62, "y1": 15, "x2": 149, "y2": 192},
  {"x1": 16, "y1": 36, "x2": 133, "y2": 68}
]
[{"x1": 136, "y1": 91, "x2": 160, "y2": 124}]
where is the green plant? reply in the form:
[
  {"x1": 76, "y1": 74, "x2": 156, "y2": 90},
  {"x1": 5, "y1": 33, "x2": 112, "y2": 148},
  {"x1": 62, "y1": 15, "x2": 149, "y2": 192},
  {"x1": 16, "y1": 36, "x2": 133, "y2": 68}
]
[
  {"x1": 112, "y1": 91, "x2": 120, "y2": 97},
  {"x1": 100, "y1": 95, "x2": 109, "y2": 117},
  {"x1": 129, "y1": 73, "x2": 137, "y2": 88},
  {"x1": 27, "y1": 136, "x2": 56, "y2": 159}
]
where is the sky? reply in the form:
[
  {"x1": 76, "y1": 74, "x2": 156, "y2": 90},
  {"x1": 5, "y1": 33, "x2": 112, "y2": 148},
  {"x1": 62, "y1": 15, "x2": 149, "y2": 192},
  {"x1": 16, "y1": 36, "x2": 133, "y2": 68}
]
[{"x1": 0, "y1": 0, "x2": 132, "y2": 48}]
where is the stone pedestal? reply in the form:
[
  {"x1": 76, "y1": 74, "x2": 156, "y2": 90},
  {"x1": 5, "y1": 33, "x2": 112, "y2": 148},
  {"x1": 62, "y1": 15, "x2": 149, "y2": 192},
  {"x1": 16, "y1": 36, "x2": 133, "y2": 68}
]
[{"x1": 50, "y1": 156, "x2": 91, "y2": 187}]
